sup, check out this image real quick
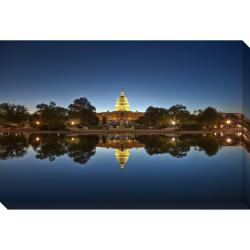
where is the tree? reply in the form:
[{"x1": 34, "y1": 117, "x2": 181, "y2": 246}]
[
  {"x1": 68, "y1": 97, "x2": 99, "y2": 127},
  {"x1": 168, "y1": 104, "x2": 190, "y2": 125},
  {"x1": 197, "y1": 107, "x2": 219, "y2": 128},
  {"x1": 137, "y1": 106, "x2": 171, "y2": 127},
  {"x1": 68, "y1": 97, "x2": 96, "y2": 112},
  {"x1": 0, "y1": 103, "x2": 29, "y2": 126},
  {"x1": 36, "y1": 102, "x2": 68, "y2": 130}
]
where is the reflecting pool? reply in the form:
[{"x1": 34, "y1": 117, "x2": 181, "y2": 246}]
[{"x1": 0, "y1": 132, "x2": 250, "y2": 209}]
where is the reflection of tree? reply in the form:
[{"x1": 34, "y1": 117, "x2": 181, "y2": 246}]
[
  {"x1": 67, "y1": 135, "x2": 99, "y2": 164},
  {"x1": 0, "y1": 133, "x2": 243, "y2": 164},
  {"x1": 31, "y1": 134, "x2": 67, "y2": 161},
  {"x1": 0, "y1": 134, "x2": 28, "y2": 160},
  {"x1": 136, "y1": 135, "x2": 190, "y2": 158},
  {"x1": 166, "y1": 141, "x2": 190, "y2": 158},
  {"x1": 194, "y1": 136, "x2": 220, "y2": 156},
  {"x1": 136, "y1": 134, "x2": 221, "y2": 158}
]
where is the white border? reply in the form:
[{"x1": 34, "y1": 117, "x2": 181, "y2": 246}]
[
  {"x1": 1, "y1": 0, "x2": 250, "y2": 249},
  {"x1": 0, "y1": 0, "x2": 249, "y2": 45}
]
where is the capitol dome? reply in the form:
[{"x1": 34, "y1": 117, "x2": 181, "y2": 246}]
[
  {"x1": 115, "y1": 90, "x2": 130, "y2": 111},
  {"x1": 115, "y1": 148, "x2": 130, "y2": 168}
]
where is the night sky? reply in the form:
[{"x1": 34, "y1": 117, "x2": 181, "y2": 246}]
[{"x1": 0, "y1": 41, "x2": 242, "y2": 113}]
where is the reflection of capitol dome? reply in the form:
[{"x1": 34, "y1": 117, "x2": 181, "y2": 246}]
[
  {"x1": 115, "y1": 148, "x2": 130, "y2": 168},
  {"x1": 115, "y1": 90, "x2": 130, "y2": 111}
]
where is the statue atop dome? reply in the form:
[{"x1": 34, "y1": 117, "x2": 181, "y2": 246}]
[{"x1": 115, "y1": 90, "x2": 130, "y2": 111}]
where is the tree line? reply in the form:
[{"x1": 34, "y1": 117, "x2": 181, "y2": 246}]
[
  {"x1": 1, "y1": 97, "x2": 225, "y2": 130},
  {"x1": 0, "y1": 97, "x2": 99, "y2": 130},
  {"x1": 136, "y1": 105, "x2": 222, "y2": 130}
]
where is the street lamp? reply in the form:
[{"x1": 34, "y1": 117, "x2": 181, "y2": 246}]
[
  {"x1": 36, "y1": 121, "x2": 40, "y2": 125},
  {"x1": 35, "y1": 137, "x2": 40, "y2": 141},
  {"x1": 171, "y1": 121, "x2": 176, "y2": 125},
  {"x1": 71, "y1": 121, "x2": 75, "y2": 125},
  {"x1": 226, "y1": 138, "x2": 232, "y2": 143},
  {"x1": 226, "y1": 120, "x2": 231, "y2": 125}
]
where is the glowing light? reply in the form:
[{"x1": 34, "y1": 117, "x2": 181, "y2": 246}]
[
  {"x1": 226, "y1": 120, "x2": 231, "y2": 124},
  {"x1": 226, "y1": 138, "x2": 232, "y2": 143},
  {"x1": 71, "y1": 137, "x2": 75, "y2": 141},
  {"x1": 221, "y1": 133, "x2": 224, "y2": 137},
  {"x1": 214, "y1": 133, "x2": 217, "y2": 136},
  {"x1": 237, "y1": 132, "x2": 242, "y2": 136},
  {"x1": 171, "y1": 121, "x2": 176, "y2": 125},
  {"x1": 220, "y1": 125, "x2": 224, "y2": 128},
  {"x1": 214, "y1": 125, "x2": 217, "y2": 128},
  {"x1": 36, "y1": 121, "x2": 40, "y2": 125},
  {"x1": 237, "y1": 124, "x2": 242, "y2": 128},
  {"x1": 171, "y1": 137, "x2": 176, "y2": 142},
  {"x1": 35, "y1": 137, "x2": 40, "y2": 141},
  {"x1": 71, "y1": 121, "x2": 75, "y2": 125}
]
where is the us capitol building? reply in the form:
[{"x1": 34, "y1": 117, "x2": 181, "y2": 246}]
[
  {"x1": 96, "y1": 90, "x2": 144, "y2": 168},
  {"x1": 97, "y1": 90, "x2": 144, "y2": 126}
]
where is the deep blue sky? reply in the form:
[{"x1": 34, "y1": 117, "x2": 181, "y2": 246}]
[{"x1": 0, "y1": 41, "x2": 242, "y2": 113}]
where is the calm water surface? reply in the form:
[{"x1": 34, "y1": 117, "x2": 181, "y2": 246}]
[{"x1": 0, "y1": 133, "x2": 250, "y2": 209}]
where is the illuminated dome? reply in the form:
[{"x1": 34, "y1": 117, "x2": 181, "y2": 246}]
[
  {"x1": 115, "y1": 90, "x2": 130, "y2": 111},
  {"x1": 115, "y1": 148, "x2": 130, "y2": 168}
]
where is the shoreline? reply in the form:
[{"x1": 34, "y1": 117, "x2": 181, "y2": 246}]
[{"x1": 0, "y1": 128, "x2": 242, "y2": 135}]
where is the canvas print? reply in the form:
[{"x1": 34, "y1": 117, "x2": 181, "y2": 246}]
[{"x1": 0, "y1": 41, "x2": 249, "y2": 209}]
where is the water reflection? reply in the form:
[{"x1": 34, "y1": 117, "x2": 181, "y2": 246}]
[
  {"x1": 115, "y1": 149, "x2": 130, "y2": 168},
  {"x1": 136, "y1": 134, "x2": 223, "y2": 157},
  {"x1": 30, "y1": 134, "x2": 68, "y2": 161},
  {"x1": 0, "y1": 133, "x2": 28, "y2": 160},
  {"x1": 0, "y1": 132, "x2": 249, "y2": 168},
  {"x1": 67, "y1": 135, "x2": 99, "y2": 164},
  {"x1": 98, "y1": 135, "x2": 143, "y2": 168},
  {"x1": 1, "y1": 132, "x2": 250, "y2": 209}
]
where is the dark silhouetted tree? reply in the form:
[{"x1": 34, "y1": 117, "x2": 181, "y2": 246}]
[
  {"x1": 36, "y1": 102, "x2": 68, "y2": 130},
  {"x1": 68, "y1": 97, "x2": 99, "y2": 127},
  {"x1": 0, "y1": 103, "x2": 29, "y2": 126}
]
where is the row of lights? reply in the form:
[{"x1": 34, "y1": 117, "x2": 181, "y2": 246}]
[
  {"x1": 36, "y1": 121, "x2": 76, "y2": 126},
  {"x1": 170, "y1": 119, "x2": 237, "y2": 127},
  {"x1": 35, "y1": 134, "x2": 62, "y2": 142},
  {"x1": 34, "y1": 119, "x2": 240, "y2": 128},
  {"x1": 171, "y1": 119, "x2": 236, "y2": 127},
  {"x1": 171, "y1": 135, "x2": 233, "y2": 144}
]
